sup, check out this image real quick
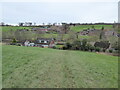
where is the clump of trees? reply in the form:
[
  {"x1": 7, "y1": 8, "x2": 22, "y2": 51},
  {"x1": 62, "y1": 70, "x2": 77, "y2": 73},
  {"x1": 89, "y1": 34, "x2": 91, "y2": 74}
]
[
  {"x1": 62, "y1": 39, "x2": 94, "y2": 51},
  {"x1": 57, "y1": 39, "x2": 118, "y2": 55},
  {"x1": 94, "y1": 41, "x2": 110, "y2": 49},
  {"x1": 62, "y1": 23, "x2": 70, "y2": 34}
]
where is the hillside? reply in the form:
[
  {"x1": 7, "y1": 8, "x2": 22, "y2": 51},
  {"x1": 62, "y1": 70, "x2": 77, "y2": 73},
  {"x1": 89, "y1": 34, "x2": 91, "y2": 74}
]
[
  {"x1": 2, "y1": 45, "x2": 118, "y2": 88},
  {"x1": 70, "y1": 25, "x2": 113, "y2": 32}
]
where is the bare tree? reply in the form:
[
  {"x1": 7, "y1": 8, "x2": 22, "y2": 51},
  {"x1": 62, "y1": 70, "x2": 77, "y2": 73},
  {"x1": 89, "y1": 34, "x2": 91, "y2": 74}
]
[{"x1": 62, "y1": 23, "x2": 70, "y2": 34}]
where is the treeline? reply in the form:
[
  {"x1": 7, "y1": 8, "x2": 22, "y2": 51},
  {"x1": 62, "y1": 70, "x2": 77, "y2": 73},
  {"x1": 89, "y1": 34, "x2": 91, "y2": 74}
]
[{"x1": 54, "y1": 39, "x2": 119, "y2": 54}]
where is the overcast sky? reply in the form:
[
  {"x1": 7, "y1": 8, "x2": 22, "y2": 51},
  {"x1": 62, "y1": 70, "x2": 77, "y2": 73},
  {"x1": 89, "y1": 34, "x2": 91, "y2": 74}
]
[{"x1": 0, "y1": 0, "x2": 119, "y2": 25}]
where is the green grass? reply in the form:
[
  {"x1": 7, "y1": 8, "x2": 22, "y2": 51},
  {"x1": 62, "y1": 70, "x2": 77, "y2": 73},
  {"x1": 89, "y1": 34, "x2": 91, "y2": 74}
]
[
  {"x1": 70, "y1": 25, "x2": 113, "y2": 32},
  {"x1": 43, "y1": 34, "x2": 91, "y2": 40},
  {"x1": 1, "y1": 26, "x2": 34, "y2": 32},
  {"x1": 2, "y1": 45, "x2": 118, "y2": 88},
  {"x1": 55, "y1": 45, "x2": 64, "y2": 48}
]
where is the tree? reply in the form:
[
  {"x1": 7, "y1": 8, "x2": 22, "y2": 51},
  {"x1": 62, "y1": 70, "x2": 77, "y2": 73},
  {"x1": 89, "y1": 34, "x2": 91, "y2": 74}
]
[
  {"x1": 12, "y1": 38, "x2": 17, "y2": 43},
  {"x1": 72, "y1": 40, "x2": 81, "y2": 50},
  {"x1": 94, "y1": 41, "x2": 110, "y2": 49},
  {"x1": 112, "y1": 41, "x2": 120, "y2": 50},
  {"x1": 62, "y1": 23, "x2": 70, "y2": 34},
  {"x1": 67, "y1": 31, "x2": 76, "y2": 41},
  {"x1": 99, "y1": 32, "x2": 102, "y2": 39},
  {"x1": 29, "y1": 22, "x2": 32, "y2": 26},
  {"x1": 57, "y1": 32, "x2": 64, "y2": 41},
  {"x1": 92, "y1": 25, "x2": 95, "y2": 29},
  {"x1": 81, "y1": 39, "x2": 87, "y2": 51},
  {"x1": 19, "y1": 22, "x2": 24, "y2": 26},
  {"x1": 101, "y1": 26, "x2": 104, "y2": 30},
  {"x1": 65, "y1": 42, "x2": 72, "y2": 49},
  {"x1": 99, "y1": 31, "x2": 106, "y2": 40},
  {"x1": 0, "y1": 22, "x2": 5, "y2": 26},
  {"x1": 89, "y1": 46, "x2": 95, "y2": 52}
]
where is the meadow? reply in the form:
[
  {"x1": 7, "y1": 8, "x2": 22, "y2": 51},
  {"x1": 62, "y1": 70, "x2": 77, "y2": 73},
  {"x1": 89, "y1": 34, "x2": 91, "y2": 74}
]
[
  {"x1": 1, "y1": 26, "x2": 33, "y2": 32},
  {"x1": 1, "y1": 25, "x2": 113, "y2": 32},
  {"x1": 70, "y1": 25, "x2": 113, "y2": 32},
  {"x1": 1, "y1": 25, "x2": 112, "y2": 41},
  {"x1": 2, "y1": 45, "x2": 118, "y2": 88}
]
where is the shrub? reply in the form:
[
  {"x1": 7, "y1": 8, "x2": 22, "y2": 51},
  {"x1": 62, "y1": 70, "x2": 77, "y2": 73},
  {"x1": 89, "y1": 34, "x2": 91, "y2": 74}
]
[
  {"x1": 102, "y1": 48, "x2": 106, "y2": 52},
  {"x1": 65, "y1": 42, "x2": 72, "y2": 49},
  {"x1": 94, "y1": 41, "x2": 110, "y2": 49},
  {"x1": 89, "y1": 46, "x2": 95, "y2": 52},
  {"x1": 62, "y1": 46, "x2": 67, "y2": 50},
  {"x1": 80, "y1": 39, "x2": 88, "y2": 51},
  {"x1": 12, "y1": 38, "x2": 17, "y2": 43},
  {"x1": 72, "y1": 40, "x2": 81, "y2": 50},
  {"x1": 84, "y1": 46, "x2": 89, "y2": 51},
  {"x1": 84, "y1": 44, "x2": 91, "y2": 51},
  {"x1": 109, "y1": 49, "x2": 113, "y2": 53},
  {"x1": 95, "y1": 47, "x2": 101, "y2": 52},
  {"x1": 112, "y1": 42, "x2": 119, "y2": 51},
  {"x1": 16, "y1": 43, "x2": 21, "y2": 46},
  {"x1": 52, "y1": 46, "x2": 56, "y2": 49}
]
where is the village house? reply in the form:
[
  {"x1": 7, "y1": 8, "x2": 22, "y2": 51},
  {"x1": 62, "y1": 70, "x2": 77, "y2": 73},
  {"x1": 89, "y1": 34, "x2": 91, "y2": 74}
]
[
  {"x1": 24, "y1": 40, "x2": 35, "y2": 47},
  {"x1": 36, "y1": 38, "x2": 55, "y2": 48},
  {"x1": 24, "y1": 38, "x2": 55, "y2": 48}
]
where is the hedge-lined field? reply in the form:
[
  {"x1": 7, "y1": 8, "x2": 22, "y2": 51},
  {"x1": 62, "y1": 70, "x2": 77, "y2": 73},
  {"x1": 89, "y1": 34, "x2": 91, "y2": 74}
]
[{"x1": 2, "y1": 45, "x2": 118, "y2": 88}]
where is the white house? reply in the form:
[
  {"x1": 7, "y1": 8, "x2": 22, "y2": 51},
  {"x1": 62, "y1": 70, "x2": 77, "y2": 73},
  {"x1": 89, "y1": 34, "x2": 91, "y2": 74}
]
[
  {"x1": 24, "y1": 40, "x2": 30, "y2": 46},
  {"x1": 24, "y1": 40, "x2": 35, "y2": 47}
]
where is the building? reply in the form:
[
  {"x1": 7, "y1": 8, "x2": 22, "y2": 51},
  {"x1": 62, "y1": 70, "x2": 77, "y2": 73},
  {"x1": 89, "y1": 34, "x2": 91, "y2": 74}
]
[
  {"x1": 24, "y1": 40, "x2": 35, "y2": 47},
  {"x1": 36, "y1": 38, "x2": 55, "y2": 48}
]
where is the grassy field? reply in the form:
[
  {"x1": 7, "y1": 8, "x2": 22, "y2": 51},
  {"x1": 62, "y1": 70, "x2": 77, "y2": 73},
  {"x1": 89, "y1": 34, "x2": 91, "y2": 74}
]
[
  {"x1": 1, "y1": 25, "x2": 113, "y2": 32},
  {"x1": 70, "y1": 25, "x2": 113, "y2": 32},
  {"x1": 43, "y1": 34, "x2": 90, "y2": 40},
  {"x1": 1, "y1": 26, "x2": 33, "y2": 32},
  {"x1": 2, "y1": 45, "x2": 118, "y2": 88}
]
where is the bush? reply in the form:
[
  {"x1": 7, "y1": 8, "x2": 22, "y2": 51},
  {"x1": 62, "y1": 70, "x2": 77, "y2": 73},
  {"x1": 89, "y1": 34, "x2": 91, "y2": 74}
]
[
  {"x1": 94, "y1": 41, "x2": 110, "y2": 49},
  {"x1": 52, "y1": 46, "x2": 56, "y2": 49},
  {"x1": 84, "y1": 46, "x2": 89, "y2": 51},
  {"x1": 12, "y1": 38, "x2": 17, "y2": 43},
  {"x1": 95, "y1": 47, "x2": 101, "y2": 52},
  {"x1": 84, "y1": 44, "x2": 91, "y2": 51},
  {"x1": 72, "y1": 40, "x2": 81, "y2": 50},
  {"x1": 62, "y1": 46, "x2": 67, "y2": 50},
  {"x1": 89, "y1": 46, "x2": 95, "y2": 52},
  {"x1": 80, "y1": 39, "x2": 88, "y2": 51},
  {"x1": 102, "y1": 48, "x2": 106, "y2": 52},
  {"x1": 10, "y1": 43, "x2": 16, "y2": 45},
  {"x1": 109, "y1": 49, "x2": 113, "y2": 53},
  {"x1": 112, "y1": 42, "x2": 120, "y2": 51},
  {"x1": 16, "y1": 43, "x2": 21, "y2": 46},
  {"x1": 65, "y1": 42, "x2": 72, "y2": 49}
]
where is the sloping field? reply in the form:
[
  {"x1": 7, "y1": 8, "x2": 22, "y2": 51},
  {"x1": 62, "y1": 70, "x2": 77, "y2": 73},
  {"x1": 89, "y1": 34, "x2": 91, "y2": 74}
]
[
  {"x1": 2, "y1": 45, "x2": 118, "y2": 88},
  {"x1": 70, "y1": 25, "x2": 113, "y2": 32},
  {"x1": 1, "y1": 26, "x2": 33, "y2": 32}
]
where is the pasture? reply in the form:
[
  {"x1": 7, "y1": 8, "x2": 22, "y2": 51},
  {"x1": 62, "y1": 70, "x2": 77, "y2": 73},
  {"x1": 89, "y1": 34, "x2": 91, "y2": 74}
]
[
  {"x1": 2, "y1": 45, "x2": 118, "y2": 88},
  {"x1": 1, "y1": 26, "x2": 33, "y2": 32},
  {"x1": 70, "y1": 25, "x2": 113, "y2": 32}
]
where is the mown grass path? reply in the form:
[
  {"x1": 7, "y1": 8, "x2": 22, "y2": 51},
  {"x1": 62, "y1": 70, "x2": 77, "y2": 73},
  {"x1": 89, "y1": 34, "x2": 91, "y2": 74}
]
[{"x1": 2, "y1": 45, "x2": 118, "y2": 88}]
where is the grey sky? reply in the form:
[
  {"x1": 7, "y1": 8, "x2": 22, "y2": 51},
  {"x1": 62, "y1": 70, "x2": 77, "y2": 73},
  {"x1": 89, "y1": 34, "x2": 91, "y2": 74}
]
[{"x1": 1, "y1": 1, "x2": 118, "y2": 25}]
